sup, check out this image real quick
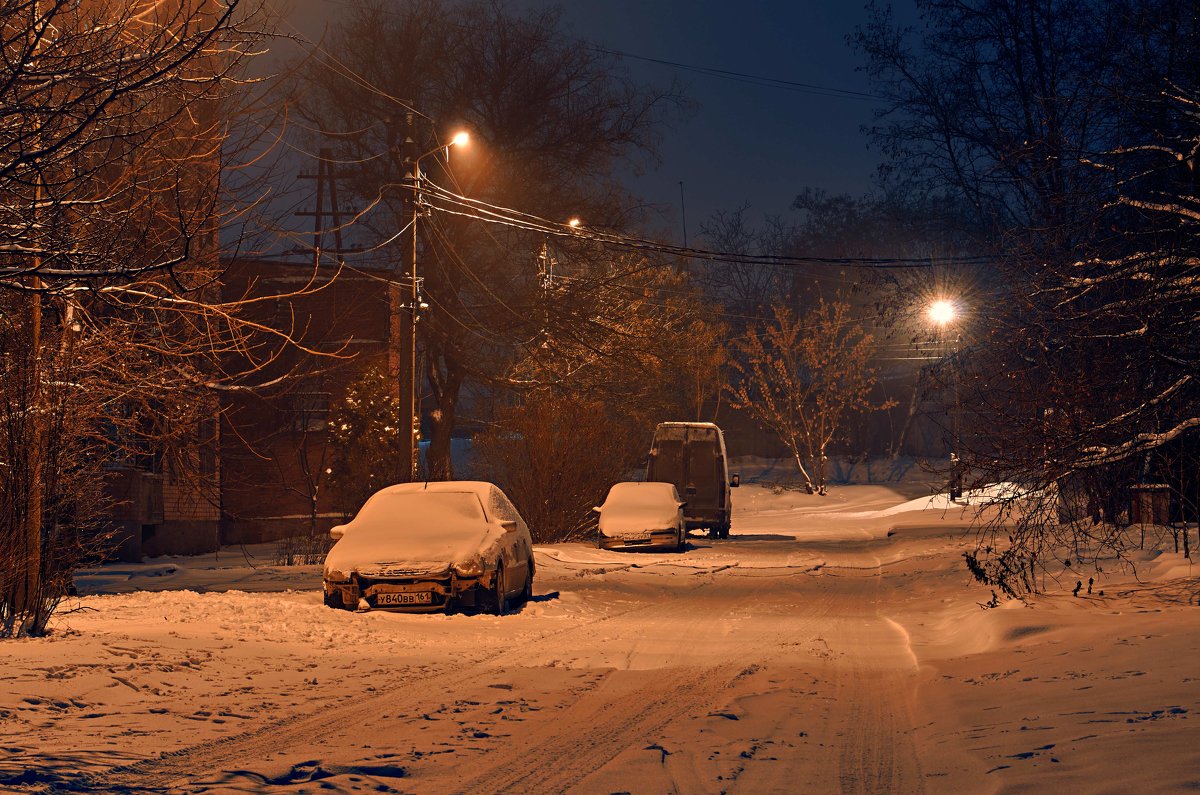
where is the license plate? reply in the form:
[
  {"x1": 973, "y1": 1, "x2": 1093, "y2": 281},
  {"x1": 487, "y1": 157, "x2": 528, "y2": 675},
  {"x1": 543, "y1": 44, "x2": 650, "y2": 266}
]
[{"x1": 376, "y1": 591, "x2": 433, "y2": 606}]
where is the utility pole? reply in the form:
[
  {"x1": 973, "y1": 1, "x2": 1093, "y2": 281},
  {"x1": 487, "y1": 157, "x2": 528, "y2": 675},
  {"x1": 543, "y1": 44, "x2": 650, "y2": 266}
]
[
  {"x1": 400, "y1": 111, "x2": 420, "y2": 482},
  {"x1": 296, "y1": 146, "x2": 351, "y2": 262}
]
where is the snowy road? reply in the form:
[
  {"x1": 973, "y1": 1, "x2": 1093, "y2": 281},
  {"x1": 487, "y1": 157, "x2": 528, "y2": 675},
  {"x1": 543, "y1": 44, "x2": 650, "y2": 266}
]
[{"x1": 2, "y1": 484, "x2": 1198, "y2": 793}]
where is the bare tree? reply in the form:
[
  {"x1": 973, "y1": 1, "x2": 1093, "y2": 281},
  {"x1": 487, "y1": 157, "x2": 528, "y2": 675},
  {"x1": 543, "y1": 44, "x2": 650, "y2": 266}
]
[
  {"x1": 727, "y1": 299, "x2": 893, "y2": 494},
  {"x1": 292, "y1": 0, "x2": 687, "y2": 480},
  {"x1": 474, "y1": 392, "x2": 644, "y2": 544},
  {"x1": 0, "y1": 0, "x2": 326, "y2": 637},
  {"x1": 696, "y1": 205, "x2": 787, "y2": 316},
  {"x1": 855, "y1": 0, "x2": 1200, "y2": 592},
  {"x1": 473, "y1": 255, "x2": 728, "y2": 539}
]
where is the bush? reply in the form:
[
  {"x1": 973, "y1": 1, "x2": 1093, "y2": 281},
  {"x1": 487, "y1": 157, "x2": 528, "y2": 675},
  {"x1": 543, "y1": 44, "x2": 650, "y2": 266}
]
[{"x1": 474, "y1": 392, "x2": 645, "y2": 543}]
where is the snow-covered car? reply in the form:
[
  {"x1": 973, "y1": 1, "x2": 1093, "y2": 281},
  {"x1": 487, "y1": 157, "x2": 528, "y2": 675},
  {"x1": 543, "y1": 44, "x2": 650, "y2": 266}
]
[
  {"x1": 594, "y1": 481, "x2": 686, "y2": 552},
  {"x1": 322, "y1": 481, "x2": 535, "y2": 614}
]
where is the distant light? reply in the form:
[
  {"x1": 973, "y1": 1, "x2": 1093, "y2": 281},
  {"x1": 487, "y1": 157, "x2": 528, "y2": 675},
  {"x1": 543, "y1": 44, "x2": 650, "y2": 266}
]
[
  {"x1": 929, "y1": 299, "x2": 957, "y2": 325},
  {"x1": 450, "y1": 131, "x2": 470, "y2": 147},
  {"x1": 567, "y1": 217, "x2": 581, "y2": 228}
]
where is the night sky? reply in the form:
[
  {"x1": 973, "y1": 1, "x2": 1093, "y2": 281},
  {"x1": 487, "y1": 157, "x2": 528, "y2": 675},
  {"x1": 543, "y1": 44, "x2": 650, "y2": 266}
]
[
  {"x1": 551, "y1": 1, "x2": 911, "y2": 240},
  {"x1": 281, "y1": 0, "x2": 920, "y2": 242}
]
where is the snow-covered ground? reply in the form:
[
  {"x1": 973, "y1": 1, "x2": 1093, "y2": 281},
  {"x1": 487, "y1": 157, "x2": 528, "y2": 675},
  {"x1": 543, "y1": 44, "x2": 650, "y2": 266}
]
[{"x1": 1, "y1": 483, "x2": 1196, "y2": 793}]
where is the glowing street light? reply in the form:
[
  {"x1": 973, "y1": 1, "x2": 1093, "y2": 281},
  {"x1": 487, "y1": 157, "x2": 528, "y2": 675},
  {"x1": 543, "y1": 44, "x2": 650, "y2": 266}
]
[
  {"x1": 928, "y1": 298, "x2": 957, "y2": 326},
  {"x1": 567, "y1": 217, "x2": 582, "y2": 228}
]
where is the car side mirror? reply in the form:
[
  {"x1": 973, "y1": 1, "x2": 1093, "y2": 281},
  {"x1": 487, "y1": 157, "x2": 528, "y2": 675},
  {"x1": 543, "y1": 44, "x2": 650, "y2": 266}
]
[
  {"x1": 730, "y1": 473, "x2": 741, "y2": 488},
  {"x1": 591, "y1": 506, "x2": 602, "y2": 513},
  {"x1": 500, "y1": 519, "x2": 518, "y2": 531},
  {"x1": 330, "y1": 525, "x2": 347, "y2": 541},
  {"x1": 677, "y1": 501, "x2": 687, "y2": 508}
]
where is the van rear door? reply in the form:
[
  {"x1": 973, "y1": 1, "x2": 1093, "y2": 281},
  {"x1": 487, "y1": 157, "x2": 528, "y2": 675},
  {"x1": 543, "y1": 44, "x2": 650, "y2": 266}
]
[{"x1": 684, "y1": 428, "x2": 721, "y2": 513}]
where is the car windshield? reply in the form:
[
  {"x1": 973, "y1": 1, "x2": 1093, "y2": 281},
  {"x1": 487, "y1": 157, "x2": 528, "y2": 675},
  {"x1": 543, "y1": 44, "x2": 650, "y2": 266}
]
[
  {"x1": 329, "y1": 490, "x2": 495, "y2": 571},
  {"x1": 354, "y1": 492, "x2": 487, "y2": 536},
  {"x1": 608, "y1": 483, "x2": 676, "y2": 508}
]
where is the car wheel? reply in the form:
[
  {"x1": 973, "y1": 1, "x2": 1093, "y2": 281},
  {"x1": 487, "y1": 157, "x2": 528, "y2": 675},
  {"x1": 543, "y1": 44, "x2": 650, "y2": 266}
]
[
  {"x1": 521, "y1": 568, "x2": 534, "y2": 604},
  {"x1": 323, "y1": 587, "x2": 347, "y2": 610},
  {"x1": 489, "y1": 563, "x2": 508, "y2": 615}
]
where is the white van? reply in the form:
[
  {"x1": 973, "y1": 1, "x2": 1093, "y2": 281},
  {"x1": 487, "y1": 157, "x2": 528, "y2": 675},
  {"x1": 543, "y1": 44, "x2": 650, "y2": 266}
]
[{"x1": 645, "y1": 422, "x2": 739, "y2": 538}]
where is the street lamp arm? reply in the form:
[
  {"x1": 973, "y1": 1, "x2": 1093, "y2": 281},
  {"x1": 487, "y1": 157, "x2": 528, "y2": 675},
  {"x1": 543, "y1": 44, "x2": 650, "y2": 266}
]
[{"x1": 412, "y1": 131, "x2": 470, "y2": 166}]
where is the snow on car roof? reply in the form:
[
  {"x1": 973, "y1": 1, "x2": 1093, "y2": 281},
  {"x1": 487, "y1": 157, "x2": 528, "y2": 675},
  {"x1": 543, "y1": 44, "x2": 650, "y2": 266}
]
[
  {"x1": 606, "y1": 481, "x2": 679, "y2": 501},
  {"x1": 326, "y1": 490, "x2": 497, "y2": 575},
  {"x1": 373, "y1": 480, "x2": 504, "y2": 499},
  {"x1": 598, "y1": 482, "x2": 681, "y2": 533},
  {"x1": 350, "y1": 480, "x2": 530, "y2": 538},
  {"x1": 656, "y1": 421, "x2": 721, "y2": 429},
  {"x1": 357, "y1": 491, "x2": 486, "y2": 526}
]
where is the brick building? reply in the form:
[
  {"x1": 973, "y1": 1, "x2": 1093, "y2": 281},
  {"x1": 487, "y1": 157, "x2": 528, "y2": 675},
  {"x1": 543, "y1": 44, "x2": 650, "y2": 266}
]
[{"x1": 217, "y1": 256, "x2": 395, "y2": 543}]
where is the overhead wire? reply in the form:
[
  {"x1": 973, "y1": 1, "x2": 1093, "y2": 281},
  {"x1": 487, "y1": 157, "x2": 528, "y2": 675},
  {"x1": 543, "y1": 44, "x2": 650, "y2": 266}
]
[
  {"x1": 265, "y1": 2, "x2": 431, "y2": 121},
  {"x1": 261, "y1": 12, "x2": 985, "y2": 354},
  {"x1": 421, "y1": 180, "x2": 997, "y2": 270},
  {"x1": 584, "y1": 44, "x2": 884, "y2": 102},
  {"x1": 263, "y1": 6, "x2": 985, "y2": 275},
  {"x1": 438, "y1": 15, "x2": 882, "y2": 102}
]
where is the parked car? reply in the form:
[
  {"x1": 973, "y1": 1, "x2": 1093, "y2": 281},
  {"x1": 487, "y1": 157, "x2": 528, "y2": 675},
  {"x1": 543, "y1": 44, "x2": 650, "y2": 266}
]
[
  {"x1": 594, "y1": 481, "x2": 686, "y2": 552},
  {"x1": 645, "y1": 422, "x2": 739, "y2": 538},
  {"x1": 322, "y1": 481, "x2": 534, "y2": 614}
]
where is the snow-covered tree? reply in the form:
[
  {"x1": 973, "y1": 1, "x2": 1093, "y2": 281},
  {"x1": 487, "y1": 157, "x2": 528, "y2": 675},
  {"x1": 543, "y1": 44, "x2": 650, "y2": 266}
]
[
  {"x1": 856, "y1": 0, "x2": 1200, "y2": 592},
  {"x1": 292, "y1": 0, "x2": 686, "y2": 480},
  {"x1": 0, "y1": 0, "x2": 320, "y2": 637},
  {"x1": 728, "y1": 299, "x2": 893, "y2": 494}
]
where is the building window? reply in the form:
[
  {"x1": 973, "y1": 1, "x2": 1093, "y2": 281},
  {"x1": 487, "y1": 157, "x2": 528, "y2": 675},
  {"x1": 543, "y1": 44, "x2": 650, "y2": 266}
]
[{"x1": 288, "y1": 391, "x2": 330, "y2": 433}]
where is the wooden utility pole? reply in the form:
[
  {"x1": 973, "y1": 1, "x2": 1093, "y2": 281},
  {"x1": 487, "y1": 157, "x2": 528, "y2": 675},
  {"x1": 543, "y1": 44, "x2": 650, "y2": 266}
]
[
  {"x1": 296, "y1": 147, "x2": 349, "y2": 261},
  {"x1": 400, "y1": 113, "x2": 419, "y2": 482}
]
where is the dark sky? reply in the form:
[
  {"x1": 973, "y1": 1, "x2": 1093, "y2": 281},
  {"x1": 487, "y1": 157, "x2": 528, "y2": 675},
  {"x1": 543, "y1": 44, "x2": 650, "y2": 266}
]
[
  {"x1": 551, "y1": 1, "x2": 907, "y2": 241},
  {"x1": 279, "y1": 0, "x2": 918, "y2": 243}
]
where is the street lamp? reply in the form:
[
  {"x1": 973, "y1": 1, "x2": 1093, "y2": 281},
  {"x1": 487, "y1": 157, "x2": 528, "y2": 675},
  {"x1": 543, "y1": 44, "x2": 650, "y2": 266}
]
[
  {"x1": 928, "y1": 297, "x2": 963, "y2": 499},
  {"x1": 928, "y1": 298, "x2": 957, "y2": 326},
  {"x1": 399, "y1": 129, "x2": 469, "y2": 480}
]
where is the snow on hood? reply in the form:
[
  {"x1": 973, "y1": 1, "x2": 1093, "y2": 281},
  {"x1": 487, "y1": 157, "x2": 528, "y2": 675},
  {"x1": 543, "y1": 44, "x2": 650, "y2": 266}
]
[
  {"x1": 324, "y1": 491, "x2": 503, "y2": 578},
  {"x1": 598, "y1": 482, "x2": 681, "y2": 536}
]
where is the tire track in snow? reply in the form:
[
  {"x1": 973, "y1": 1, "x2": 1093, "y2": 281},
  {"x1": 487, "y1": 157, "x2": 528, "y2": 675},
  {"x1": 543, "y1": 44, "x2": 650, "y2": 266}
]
[
  {"x1": 449, "y1": 664, "x2": 741, "y2": 795},
  {"x1": 442, "y1": 566, "x2": 780, "y2": 794},
  {"x1": 82, "y1": 575, "x2": 724, "y2": 793},
  {"x1": 829, "y1": 568, "x2": 925, "y2": 794}
]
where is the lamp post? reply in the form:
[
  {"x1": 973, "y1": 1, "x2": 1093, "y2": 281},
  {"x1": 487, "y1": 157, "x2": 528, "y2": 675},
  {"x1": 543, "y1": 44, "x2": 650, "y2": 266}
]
[
  {"x1": 928, "y1": 298, "x2": 963, "y2": 499},
  {"x1": 399, "y1": 130, "x2": 469, "y2": 481}
]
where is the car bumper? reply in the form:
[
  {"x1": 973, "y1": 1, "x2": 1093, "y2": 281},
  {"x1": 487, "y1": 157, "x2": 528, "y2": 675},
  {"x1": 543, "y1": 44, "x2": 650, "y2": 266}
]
[
  {"x1": 599, "y1": 530, "x2": 681, "y2": 552},
  {"x1": 683, "y1": 509, "x2": 728, "y2": 530},
  {"x1": 325, "y1": 571, "x2": 491, "y2": 612}
]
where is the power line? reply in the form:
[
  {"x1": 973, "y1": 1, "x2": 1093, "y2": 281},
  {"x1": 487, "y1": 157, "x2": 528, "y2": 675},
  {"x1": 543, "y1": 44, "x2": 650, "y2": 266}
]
[
  {"x1": 421, "y1": 181, "x2": 996, "y2": 270},
  {"x1": 586, "y1": 44, "x2": 883, "y2": 102}
]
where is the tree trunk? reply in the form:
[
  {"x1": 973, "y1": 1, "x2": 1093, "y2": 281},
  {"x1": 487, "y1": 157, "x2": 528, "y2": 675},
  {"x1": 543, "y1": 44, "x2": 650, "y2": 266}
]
[
  {"x1": 816, "y1": 444, "x2": 828, "y2": 496},
  {"x1": 892, "y1": 374, "x2": 923, "y2": 461},
  {"x1": 22, "y1": 290, "x2": 45, "y2": 634},
  {"x1": 789, "y1": 445, "x2": 816, "y2": 494}
]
